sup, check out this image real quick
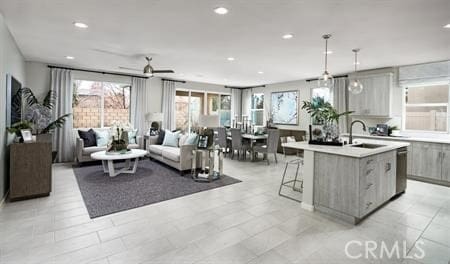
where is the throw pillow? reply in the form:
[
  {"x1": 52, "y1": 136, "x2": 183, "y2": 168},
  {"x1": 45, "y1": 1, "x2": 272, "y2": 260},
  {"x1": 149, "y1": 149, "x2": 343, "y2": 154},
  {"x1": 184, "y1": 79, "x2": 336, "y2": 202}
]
[
  {"x1": 94, "y1": 130, "x2": 110, "y2": 147},
  {"x1": 78, "y1": 129, "x2": 97, "y2": 147},
  {"x1": 157, "y1": 129, "x2": 166, "y2": 145},
  {"x1": 286, "y1": 136, "x2": 296, "y2": 143},
  {"x1": 162, "y1": 131, "x2": 180, "y2": 147},
  {"x1": 128, "y1": 129, "x2": 138, "y2": 144},
  {"x1": 185, "y1": 133, "x2": 198, "y2": 145}
]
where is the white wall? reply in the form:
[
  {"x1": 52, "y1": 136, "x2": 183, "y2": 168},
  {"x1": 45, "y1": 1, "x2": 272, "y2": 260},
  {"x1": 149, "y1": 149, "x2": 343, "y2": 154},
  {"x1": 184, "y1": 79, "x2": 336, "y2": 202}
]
[
  {"x1": 0, "y1": 12, "x2": 26, "y2": 201},
  {"x1": 176, "y1": 80, "x2": 229, "y2": 94}
]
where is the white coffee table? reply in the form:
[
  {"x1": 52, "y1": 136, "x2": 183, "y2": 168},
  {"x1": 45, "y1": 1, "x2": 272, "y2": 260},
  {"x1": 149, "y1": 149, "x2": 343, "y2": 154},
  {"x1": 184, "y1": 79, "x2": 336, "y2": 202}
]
[{"x1": 90, "y1": 149, "x2": 147, "y2": 177}]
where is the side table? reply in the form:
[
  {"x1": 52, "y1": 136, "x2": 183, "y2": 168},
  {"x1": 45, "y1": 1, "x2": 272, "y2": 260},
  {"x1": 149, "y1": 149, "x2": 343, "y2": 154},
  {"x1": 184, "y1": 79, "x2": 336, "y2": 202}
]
[{"x1": 191, "y1": 147, "x2": 224, "y2": 182}]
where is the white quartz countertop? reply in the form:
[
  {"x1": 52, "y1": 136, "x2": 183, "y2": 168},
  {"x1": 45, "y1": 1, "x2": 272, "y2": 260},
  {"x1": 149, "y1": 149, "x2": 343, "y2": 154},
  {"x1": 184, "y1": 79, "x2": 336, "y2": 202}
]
[
  {"x1": 342, "y1": 133, "x2": 450, "y2": 145},
  {"x1": 283, "y1": 138, "x2": 409, "y2": 158}
]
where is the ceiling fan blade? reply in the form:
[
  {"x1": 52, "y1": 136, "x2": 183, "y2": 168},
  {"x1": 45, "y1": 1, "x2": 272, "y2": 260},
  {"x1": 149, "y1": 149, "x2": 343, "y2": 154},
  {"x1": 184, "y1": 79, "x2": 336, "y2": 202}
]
[
  {"x1": 118, "y1": 66, "x2": 141, "y2": 72},
  {"x1": 152, "y1": 70, "x2": 175, "y2": 73}
]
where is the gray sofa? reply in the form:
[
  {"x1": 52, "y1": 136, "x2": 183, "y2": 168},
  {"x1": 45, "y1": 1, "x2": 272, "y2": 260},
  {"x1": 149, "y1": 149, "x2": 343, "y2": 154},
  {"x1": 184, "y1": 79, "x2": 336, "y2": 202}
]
[
  {"x1": 74, "y1": 128, "x2": 143, "y2": 163},
  {"x1": 147, "y1": 135, "x2": 197, "y2": 174}
]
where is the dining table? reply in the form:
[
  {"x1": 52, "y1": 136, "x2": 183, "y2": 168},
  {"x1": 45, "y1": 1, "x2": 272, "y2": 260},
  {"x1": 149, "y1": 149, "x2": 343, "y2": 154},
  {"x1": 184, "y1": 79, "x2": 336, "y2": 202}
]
[{"x1": 225, "y1": 131, "x2": 268, "y2": 161}]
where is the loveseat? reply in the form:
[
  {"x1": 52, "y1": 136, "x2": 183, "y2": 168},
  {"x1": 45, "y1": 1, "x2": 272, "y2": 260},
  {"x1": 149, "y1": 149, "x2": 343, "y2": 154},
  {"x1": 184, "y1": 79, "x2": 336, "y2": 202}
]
[
  {"x1": 147, "y1": 134, "x2": 197, "y2": 174},
  {"x1": 74, "y1": 128, "x2": 143, "y2": 164}
]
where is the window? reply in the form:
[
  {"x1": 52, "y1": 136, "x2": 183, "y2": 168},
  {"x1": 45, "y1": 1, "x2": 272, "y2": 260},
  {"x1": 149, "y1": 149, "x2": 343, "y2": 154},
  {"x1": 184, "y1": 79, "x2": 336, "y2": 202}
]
[
  {"x1": 404, "y1": 83, "x2": 449, "y2": 132},
  {"x1": 251, "y1": 93, "x2": 264, "y2": 126},
  {"x1": 72, "y1": 80, "x2": 130, "y2": 128},
  {"x1": 175, "y1": 90, "x2": 230, "y2": 132}
]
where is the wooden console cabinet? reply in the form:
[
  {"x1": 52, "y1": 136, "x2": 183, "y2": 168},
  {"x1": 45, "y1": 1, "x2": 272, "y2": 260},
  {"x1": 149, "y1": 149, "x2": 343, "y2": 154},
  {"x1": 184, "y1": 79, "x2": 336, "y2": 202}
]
[{"x1": 9, "y1": 142, "x2": 52, "y2": 201}]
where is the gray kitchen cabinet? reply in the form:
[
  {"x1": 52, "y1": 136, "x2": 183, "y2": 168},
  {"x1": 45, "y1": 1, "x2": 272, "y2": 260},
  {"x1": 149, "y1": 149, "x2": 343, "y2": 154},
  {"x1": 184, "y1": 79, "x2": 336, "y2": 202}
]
[
  {"x1": 314, "y1": 150, "x2": 397, "y2": 223},
  {"x1": 348, "y1": 73, "x2": 393, "y2": 117},
  {"x1": 411, "y1": 142, "x2": 443, "y2": 180},
  {"x1": 440, "y1": 145, "x2": 450, "y2": 182}
]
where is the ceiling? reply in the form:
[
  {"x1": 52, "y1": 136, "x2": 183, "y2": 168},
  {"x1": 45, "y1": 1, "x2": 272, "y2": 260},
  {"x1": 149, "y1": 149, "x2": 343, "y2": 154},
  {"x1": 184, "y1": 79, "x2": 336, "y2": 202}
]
[{"x1": 0, "y1": 0, "x2": 449, "y2": 86}]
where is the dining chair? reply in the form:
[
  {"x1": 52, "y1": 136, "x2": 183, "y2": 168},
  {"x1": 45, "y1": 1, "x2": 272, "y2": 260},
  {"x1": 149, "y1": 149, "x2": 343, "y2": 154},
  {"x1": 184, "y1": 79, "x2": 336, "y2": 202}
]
[
  {"x1": 253, "y1": 129, "x2": 280, "y2": 165},
  {"x1": 230, "y1": 128, "x2": 250, "y2": 160},
  {"x1": 217, "y1": 127, "x2": 230, "y2": 156}
]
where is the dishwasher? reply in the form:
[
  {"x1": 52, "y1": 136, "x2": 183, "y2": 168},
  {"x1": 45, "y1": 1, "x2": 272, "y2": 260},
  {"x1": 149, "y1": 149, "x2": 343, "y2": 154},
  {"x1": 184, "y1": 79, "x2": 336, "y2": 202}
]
[{"x1": 396, "y1": 147, "x2": 408, "y2": 195}]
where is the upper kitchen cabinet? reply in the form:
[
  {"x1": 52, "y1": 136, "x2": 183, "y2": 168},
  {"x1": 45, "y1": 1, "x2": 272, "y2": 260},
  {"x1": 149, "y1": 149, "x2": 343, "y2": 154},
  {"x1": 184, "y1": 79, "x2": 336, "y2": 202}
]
[{"x1": 348, "y1": 72, "x2": 394, "y2": 117}]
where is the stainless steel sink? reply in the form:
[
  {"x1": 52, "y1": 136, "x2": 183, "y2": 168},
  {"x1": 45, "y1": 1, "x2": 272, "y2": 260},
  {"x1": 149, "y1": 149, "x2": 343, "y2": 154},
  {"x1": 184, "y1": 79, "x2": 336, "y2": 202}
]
[{"x1": 350, "y1": 143, "x2": 386, "y2": 149}]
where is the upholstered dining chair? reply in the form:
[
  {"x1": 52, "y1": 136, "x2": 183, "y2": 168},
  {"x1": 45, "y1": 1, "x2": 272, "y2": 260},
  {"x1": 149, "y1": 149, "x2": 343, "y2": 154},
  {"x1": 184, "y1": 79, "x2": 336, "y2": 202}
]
[
  {"x1": 230, "y1": 128, "x2": 250, "y2": 160},
  {"x1": 217, "y1": 127, "x2": 230, "y2": 156},
  {"x1": 253, "y1": 129, "x2": 280, "y2": 165}
]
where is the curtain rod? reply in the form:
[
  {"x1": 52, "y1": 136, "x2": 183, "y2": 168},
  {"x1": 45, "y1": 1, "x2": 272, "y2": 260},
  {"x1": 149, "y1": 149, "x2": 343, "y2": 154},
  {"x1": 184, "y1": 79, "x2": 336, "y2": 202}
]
[
  {"x1": 47, "y1": 65, "x2": 149, "y2": 79},
  {"x1": 225, "y1": 85, "x2": 266, "y2": 89},
  {"x1": 306, "y1": 74, "x2": 348, "y2": 82},
  {"x1": 162, "y1": 78, "x2": 186, "y2": 83}
]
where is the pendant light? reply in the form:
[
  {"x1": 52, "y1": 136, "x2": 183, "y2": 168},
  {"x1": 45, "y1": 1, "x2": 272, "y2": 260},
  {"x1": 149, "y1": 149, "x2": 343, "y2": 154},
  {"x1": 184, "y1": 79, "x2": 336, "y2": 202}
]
[
  {"x1": 348, "y1": 48, "x2": 364, "y2": 94},
  {"x1": 318, "y1": 34, "x2": 334, "y2": 88}
]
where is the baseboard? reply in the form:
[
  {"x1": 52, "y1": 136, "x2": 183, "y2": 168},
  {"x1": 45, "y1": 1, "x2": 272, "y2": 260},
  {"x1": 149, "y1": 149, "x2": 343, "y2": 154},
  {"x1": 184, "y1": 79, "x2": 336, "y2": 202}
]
[{"x1": 301, "y1": 203, "x2": 315, "y2": 211}]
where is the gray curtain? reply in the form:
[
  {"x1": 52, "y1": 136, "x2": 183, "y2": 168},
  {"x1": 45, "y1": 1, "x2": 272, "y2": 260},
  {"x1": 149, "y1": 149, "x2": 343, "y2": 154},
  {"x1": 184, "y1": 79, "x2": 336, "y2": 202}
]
[
  {"x1": 231, "y1": 88, "x2": 242, "y2": 121},
  {"x1": 131, "y1": 77, "x2": 148, "y2": 135},
  {"x1": 50, "y1": 68, "x2": 73, "y2": 162},
  {"x1": 332, "y1": 77, "x2": 349, "y2": 133},
  {"x1": 162, "y1": 80, "x2": 176, "y2": 130}
]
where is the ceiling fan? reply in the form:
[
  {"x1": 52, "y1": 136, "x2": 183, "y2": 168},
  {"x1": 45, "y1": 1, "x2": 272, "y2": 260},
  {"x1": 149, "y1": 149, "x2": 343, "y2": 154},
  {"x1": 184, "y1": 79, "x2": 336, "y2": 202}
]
[{"x1": 119, "y1": 57, "x2": 174, "y2": 77}]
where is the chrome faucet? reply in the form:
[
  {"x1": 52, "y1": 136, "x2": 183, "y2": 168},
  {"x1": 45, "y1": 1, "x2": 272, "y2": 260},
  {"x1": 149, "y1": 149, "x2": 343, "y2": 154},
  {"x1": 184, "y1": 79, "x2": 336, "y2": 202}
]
[{"x1": 349, "y1": 120, "x2": 367, "y2": 144}]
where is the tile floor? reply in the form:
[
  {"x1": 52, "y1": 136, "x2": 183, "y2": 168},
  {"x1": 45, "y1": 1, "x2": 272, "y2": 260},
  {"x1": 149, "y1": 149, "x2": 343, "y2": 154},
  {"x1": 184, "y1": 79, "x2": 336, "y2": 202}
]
[{"x1": 0, "y1": 155, "x2": 450, "y2": 264}]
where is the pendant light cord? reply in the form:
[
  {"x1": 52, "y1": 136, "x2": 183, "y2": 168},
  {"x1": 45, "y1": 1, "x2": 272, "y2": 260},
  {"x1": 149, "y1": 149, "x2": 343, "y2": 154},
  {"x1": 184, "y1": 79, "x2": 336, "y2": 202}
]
[
  {"x1": 354, "y1": 51, "x2": 357, "y2": 72},
  {"x1": 324, "y1": 38, "x2": 328, "y2": 71}
]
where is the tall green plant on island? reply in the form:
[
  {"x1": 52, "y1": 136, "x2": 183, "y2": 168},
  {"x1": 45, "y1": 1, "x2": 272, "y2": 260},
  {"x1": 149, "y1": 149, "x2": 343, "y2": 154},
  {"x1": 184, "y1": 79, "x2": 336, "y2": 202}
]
[
  {"x1": 301, "y1": 97, "x2": 353, "y2": 125},
  {"x1": 7, "y1": 88, "x2": 71, "y2": 137}
]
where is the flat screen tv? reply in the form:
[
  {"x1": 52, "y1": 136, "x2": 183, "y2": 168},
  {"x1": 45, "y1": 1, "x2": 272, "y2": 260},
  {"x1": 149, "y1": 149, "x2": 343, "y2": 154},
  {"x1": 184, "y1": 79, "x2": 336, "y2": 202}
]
[{"x1": 6, "y1": 74, "x2": 22, "y2": 127}]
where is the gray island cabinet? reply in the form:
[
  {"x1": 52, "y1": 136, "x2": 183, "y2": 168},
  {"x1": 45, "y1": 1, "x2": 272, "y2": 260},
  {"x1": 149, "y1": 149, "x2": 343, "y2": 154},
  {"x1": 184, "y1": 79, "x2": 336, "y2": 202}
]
[
  {"x1": 282, "y1": 139, "x2": 409, "y2": 224},
  {"x1": 314, "y1": 150, "x2": 396, "y2": 223}
]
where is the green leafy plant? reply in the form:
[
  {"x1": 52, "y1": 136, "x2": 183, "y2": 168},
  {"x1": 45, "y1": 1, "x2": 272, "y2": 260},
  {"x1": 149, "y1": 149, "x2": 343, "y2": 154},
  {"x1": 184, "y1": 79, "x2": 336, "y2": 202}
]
[
  {"x1": 6, "y1": 120, "x2": 33, "y2": 137},
  {"x1": 302, "y1": 97, "x2": 353, "y2": 125}
]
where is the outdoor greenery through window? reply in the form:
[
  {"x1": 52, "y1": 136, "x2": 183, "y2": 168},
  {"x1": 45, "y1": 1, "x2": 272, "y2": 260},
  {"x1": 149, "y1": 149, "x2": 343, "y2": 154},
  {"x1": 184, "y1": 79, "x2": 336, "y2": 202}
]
[
  {"x1": 251, "y1": 93, "x2": 264, "y2": 126},
  {"x1": 72, "y1": 80, "x2": 131, "y2": 128},
  {"x1": 404, "y1": 83, "x2": 449, "y2": 132},
  {"x1": 175, "y1": 90, "x2": 231, "y2": 132}
]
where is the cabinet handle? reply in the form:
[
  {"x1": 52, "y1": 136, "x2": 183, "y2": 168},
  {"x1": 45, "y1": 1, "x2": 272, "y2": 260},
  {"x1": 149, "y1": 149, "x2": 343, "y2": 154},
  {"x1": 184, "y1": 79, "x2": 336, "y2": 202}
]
[
  {"x1": 443, "y1": 152, "x2": 446, "y2": 160},
  {"x1": 365, "y1": 183, "x2": 373, "y2": 190},
  {"x1": 385, "y1": 163, "x2": 391, "y2": 172},
  {"x1": 366, "y1": 169, "x2": 374, "y2": 176},
  {"x1": 366, "y1": 202, "x2": 373, "y2": 209}
]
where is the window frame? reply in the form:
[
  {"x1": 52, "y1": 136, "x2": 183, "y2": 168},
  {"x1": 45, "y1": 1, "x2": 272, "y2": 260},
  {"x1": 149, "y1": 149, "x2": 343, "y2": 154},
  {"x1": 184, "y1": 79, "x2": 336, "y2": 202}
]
[
  {"x1": 175, "y1": 88, "x2": 231, "y2": 132},
  {"x1": 72, "y1": 79, "x2": 132, "y2": 129},
  {"x1": 402, "y1": 81, "x2": 450, "y2": 134},
  {"x1": 250, "y1": 93, "x2": 265, "y2": 126}
]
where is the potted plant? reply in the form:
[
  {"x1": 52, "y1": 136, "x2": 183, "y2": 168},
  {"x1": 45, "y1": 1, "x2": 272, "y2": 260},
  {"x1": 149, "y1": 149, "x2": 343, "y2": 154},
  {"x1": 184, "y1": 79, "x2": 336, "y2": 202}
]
[
  {"x1": 302, "y1": 97, "x2": 353, "y2": 142},
  {"x1": 6, "y1": 120, "x2": 33, "y2": 142}
]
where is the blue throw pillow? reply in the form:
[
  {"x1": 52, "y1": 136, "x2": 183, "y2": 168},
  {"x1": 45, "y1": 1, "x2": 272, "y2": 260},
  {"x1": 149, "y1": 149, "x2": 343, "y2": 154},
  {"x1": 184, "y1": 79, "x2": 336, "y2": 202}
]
[
  {"x1": 185, "y1": 133, "x2": 198, "y2": 145},
  {"x1": 162, "y1": 131, "x2": 180, "y2": 147},
  {"x1": 94, "y1": 130, "x2": 110, "y2": 147},
  {"x1": 128, "y1": 129, "x2": 138, "y2": 144}
]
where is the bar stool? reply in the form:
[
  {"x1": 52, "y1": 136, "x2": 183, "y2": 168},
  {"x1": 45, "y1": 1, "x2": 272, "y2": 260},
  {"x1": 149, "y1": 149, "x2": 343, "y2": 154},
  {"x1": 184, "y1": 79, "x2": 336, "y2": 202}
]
[{"x1": 279, "y1": 158, "x2": 303, "y2": 203}]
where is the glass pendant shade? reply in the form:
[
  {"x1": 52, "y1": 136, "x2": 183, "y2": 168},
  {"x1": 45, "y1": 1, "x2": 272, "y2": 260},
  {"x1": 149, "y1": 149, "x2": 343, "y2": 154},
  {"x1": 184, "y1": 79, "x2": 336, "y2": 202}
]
[
  {"x1": 318, "y1": 71, "x2": 334, "y2": 87},
  {"x1": 349, "y1": 48, "x2": 363, "y2": 94},
  {"x1": 318, "y1": 34, "x2": 333, "y2": 88},
  {"x1": 348, "y1": 79, "x2": 363, "y2": 94}
]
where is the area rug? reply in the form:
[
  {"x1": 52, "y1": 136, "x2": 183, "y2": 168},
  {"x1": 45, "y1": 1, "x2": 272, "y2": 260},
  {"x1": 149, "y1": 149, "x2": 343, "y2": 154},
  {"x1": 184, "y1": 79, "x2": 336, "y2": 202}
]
[{"x1": 73, "y1": 159, "x2": 241, "y2": 218}]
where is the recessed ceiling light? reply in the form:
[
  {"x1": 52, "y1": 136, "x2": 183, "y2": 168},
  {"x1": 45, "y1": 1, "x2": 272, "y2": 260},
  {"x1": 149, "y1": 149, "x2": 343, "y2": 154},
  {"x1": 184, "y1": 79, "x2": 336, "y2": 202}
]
[
  {"x1": 323, "y1": 50, "x2": 333, "y2": 54},
  {"x1": 258, "y1": 71, "x2": 264, "y2": 74},
  {"x1": 214, "y1": 7, "x2": 228, "y2": 15},
  {"x1": 73, "y1": 22, "x2": 88, "y2": 28},
  {"x1": 65, "y1": 56, "x2": 75, "y2": 60},
  {"x1": 227, "y1": 57, "x2": 235, "y2": 61},
  {"x1": 444, "y1": 24, "x2": 450, "y2": 28},
  {"x1": 282, "y1": 34, "x2": 294, "y2": 39}
]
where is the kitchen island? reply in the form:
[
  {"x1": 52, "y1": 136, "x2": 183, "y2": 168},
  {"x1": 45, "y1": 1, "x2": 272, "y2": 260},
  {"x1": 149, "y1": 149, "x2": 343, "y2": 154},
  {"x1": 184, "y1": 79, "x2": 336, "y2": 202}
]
[{"x1": 283, "y1": 139, "x2": 410, "y2": 224}]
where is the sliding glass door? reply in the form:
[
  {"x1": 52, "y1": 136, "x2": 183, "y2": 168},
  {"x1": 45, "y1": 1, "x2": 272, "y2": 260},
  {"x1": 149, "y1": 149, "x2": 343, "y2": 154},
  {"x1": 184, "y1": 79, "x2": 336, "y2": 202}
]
[{"x1": 175, "y1": 90, "x2": 230, "y2": 132}]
